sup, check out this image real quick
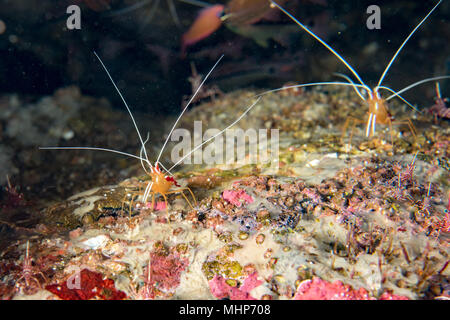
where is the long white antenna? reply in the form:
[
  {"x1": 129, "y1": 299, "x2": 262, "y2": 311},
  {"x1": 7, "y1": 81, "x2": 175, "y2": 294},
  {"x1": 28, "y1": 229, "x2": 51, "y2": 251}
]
[
  {"x1": 142, "y1": 181, "x2": 154, "y2": 204},
  {"x1": 376, "y1": 0, "x2": 442, "y2": 88},
  {"x1": 168, "y1": 97, "x2": 261, "y2": 172},
  {"x1": 93, "y1": 51, "x2": 151, "y2": 168},
  {"x1": 377, "y1": 85, "x2": 420, "y2": 112},
  {"x1": 39, "y1": 146, "x2": 152, "y2": 166},
  {"x1": 140, "y1": 133, "x2": 151, "y2": 174},
  {"x1": 385, "y1": 75, "x2": 450, "y2": 101},
  {"x1": 269, "y1": 0, "x2": 368, "y2": 88},
  {"x1": 256, "y1": 81, "x2": 370, "y2": 97},
  {"x1": 157, "y1": 162, "x2": 173, "y2": 176},
  {"x1": 26, "y1": 241, "x2": 29, "y2": 259},
  {"x1": 333, "y1": 73, "x2": 368, "y2": 101},
  {"x1": 156, "y1": 55, "x2": 224, "y2": 165}
]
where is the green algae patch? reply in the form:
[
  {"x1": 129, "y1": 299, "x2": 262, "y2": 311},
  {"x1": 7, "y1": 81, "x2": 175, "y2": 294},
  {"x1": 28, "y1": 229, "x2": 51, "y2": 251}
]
[
  {"x1": 41, "y1": 186, "x2": 130, "y2": 230},
  {"x1": 202, "y1": 259, "x2": 244, "y2": 281}
]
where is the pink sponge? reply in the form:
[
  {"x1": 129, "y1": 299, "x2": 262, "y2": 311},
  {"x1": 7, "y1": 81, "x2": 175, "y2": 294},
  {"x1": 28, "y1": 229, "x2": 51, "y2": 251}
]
[
  {"x1": 294, "y1": 277, "x2": 409, "y2": 300},
  {"x1": 294, "y1": 277, "x2": 372, "y2": 300},
  {"x1": 223, "y1": 189, "x2": 254, "y2": 207},
  {"x1": 378, "y1": 291, "x2": 410, "y2": 300}
]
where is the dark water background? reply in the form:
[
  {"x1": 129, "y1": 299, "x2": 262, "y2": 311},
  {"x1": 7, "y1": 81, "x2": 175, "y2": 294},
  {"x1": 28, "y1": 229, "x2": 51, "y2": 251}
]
[{"x1": 0, "y1": 0, "x2": 448, "y2": 115}]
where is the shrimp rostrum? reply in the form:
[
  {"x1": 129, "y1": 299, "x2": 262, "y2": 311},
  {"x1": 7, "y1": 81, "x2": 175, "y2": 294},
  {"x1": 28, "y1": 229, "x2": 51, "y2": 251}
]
[
  {"x1": 261, "y1": 0, "x2": 450, "y2": 148},
  {"x1": 41, "y1": 53, "x2": 260, "y2": 216}
]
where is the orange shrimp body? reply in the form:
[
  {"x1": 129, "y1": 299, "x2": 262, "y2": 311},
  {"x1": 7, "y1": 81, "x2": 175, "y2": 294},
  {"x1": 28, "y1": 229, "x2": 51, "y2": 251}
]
[
  {"x1": 136, "y1": 163, "x2": 196, "y2": 214},
  {"x1": 368, "y1": 95, "x2": 390, "y2": 124},
  {"x1": 365, "y1": 90, "x2": 392, "y2": 137},
  {"x1": 363, "y1": 89, "x2": 416, "y2": 144},
  {"x1": 150, "y1": 167, "x2": 175, "y2": 195}
]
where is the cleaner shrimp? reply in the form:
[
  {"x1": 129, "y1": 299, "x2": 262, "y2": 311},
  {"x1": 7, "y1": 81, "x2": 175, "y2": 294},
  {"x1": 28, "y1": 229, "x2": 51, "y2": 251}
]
[
  {"x1": 428, "y1": 82, "x2": 450, "y2": 122},
  {"x1": 41, "y1": 53, "x2": 260, "y2": 216},
  {"x1": 15, "y1": 241, "x2": 47, "y2": 294},
  {"x1": 259, "y1": 0, "x2": 449, "y2": 149}
]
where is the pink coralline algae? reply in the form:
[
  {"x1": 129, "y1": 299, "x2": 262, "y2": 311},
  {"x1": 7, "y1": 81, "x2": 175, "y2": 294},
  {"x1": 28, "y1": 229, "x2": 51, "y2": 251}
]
[
  {"x1": 222, "y1": 189, "x2": 254, "y2": 207},
  {"x1": 209, "y1": 272, "x2": 262, "y2": 300},
  {"x1": 146, "y1": 251, "x2": 189, "y2": 293},
  {"x1": 378, "y1": 291, "x2": 410, "y2": 300},
  {"x1": 293, "y1": 277, "x2": 409, "y2": 300}
]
